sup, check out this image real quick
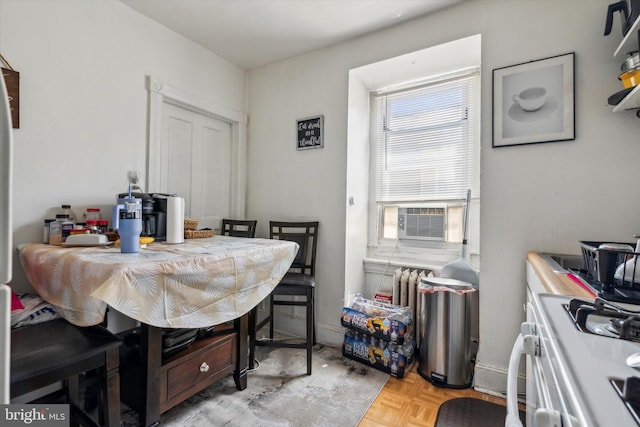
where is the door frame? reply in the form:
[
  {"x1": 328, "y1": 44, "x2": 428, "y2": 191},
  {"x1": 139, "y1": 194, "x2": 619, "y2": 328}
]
[{"x1": 145, "y1": 75, "x2": 248, "y2": 219}]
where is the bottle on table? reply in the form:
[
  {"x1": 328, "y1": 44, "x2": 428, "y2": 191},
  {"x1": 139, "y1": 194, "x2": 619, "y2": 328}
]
[
  {"x1": 59, "y1": 204, "x2": 78, "y2": 225},
  {"x1": 49, "y1": 214, "x2": 74, "y2": 245}
]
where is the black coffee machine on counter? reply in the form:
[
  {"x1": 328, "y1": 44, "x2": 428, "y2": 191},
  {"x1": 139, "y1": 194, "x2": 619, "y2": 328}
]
[{"x1": 117, "y1": 192, "x2": 176, "y2": 241}]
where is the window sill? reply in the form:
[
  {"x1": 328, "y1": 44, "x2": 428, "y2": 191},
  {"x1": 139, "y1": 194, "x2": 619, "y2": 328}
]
[
  {"x1": 364, "y1": 243, "x2": 479, "y2": 275},
  {"x1": 363, "y1": 257, "x2": 439, "y2": 275}
]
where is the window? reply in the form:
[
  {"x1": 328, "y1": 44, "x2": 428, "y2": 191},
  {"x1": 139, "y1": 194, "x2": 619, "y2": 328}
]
[
  {"x1": 345, "y1": 35, "x2": 481, "y2": 300},
  {"x1": 371, "y1": 69, "x2": 479, "y2": 245}
]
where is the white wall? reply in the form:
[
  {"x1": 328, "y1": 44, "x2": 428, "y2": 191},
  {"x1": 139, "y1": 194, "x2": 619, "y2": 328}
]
[
  {"x1": 247, "y1": 0, "x2": 639, "y2": 394},
  {"x1": 1, "y1": 0, "x2": 247, "y2": 293}
]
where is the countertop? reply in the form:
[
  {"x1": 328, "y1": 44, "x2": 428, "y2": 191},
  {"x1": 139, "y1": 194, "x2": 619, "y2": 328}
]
[
  {"x1": 526, "y1": 251, "x2": 640, "y2": 427},
  {"x1": 527, "y1": 251, "x2": 594, "y2": 299}
]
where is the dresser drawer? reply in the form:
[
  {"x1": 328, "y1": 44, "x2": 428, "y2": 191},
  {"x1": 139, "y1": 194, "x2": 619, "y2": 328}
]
[{"x1": 160, "y1": 332, "x2": 237, "y2": 412}]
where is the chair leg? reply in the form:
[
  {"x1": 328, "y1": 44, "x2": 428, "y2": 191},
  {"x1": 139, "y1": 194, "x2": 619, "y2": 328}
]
[
  {"x1": 87, "y1": 381, "x2": 100, "y2": 412},
  {"x1": 312, "y1": 293, "x2": 316, "y2": 346},
  {"x1": 102, "y1": 347, "x2": 121, "y2": 427},
  {"x1": 255, "y1": 290, "x2": 314, "y2": 376},
  {"x1": 67, "y1": 375, "x2": 81, "y2": 427},
  {"x1": 67, "y1": 374, "x2": 80, "y2": 405},
  {"x1": 306, "y1": 289, "x2": 314, "y2": 375}
]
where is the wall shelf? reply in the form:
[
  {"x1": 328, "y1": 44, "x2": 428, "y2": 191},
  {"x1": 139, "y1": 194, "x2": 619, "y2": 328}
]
[
  {"x1": 613, "y1": 85, "x2": 640, "y2": 112},
  {"x1": 611, "y1": 16, "x2": 640, "y2": 113},
  {"x1": 614, "y1": 15, "x2": 640, "y2": 58}
]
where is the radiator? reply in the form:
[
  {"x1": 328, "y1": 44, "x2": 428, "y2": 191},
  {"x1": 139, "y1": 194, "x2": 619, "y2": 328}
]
[{"x1": 391, "y1": 267, "x2": 428, "y2": 346}]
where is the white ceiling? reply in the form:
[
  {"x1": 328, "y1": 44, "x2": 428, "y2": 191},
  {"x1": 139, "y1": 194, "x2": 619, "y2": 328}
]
[{"x1": 120, "y1": 0, "x2": 465, "y2": 70}]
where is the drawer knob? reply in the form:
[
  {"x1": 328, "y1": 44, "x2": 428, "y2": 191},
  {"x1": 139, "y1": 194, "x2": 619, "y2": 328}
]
[{"x1": 199, "y1": 362, "x2": 210, "y2": 373}]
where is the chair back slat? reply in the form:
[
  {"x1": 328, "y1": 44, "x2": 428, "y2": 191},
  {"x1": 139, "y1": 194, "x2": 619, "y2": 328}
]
[
  {"x1": 269, "y1": 221, "x2": 318, "y2": 276},
  {"x1": 221, "y1": 219, "x2": 257, "y2": 238}
]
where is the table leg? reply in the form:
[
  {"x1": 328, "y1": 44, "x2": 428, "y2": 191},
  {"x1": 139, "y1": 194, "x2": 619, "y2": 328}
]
[
  {"x1": 248, "y1": 307, "x2": 256, "y2": 370},
  {"x1": 233, "y1": 314, "x2": 248, "y2": 391},
  {"x1": 140, "y1": 324, "x2": 162, "y2": 427}
]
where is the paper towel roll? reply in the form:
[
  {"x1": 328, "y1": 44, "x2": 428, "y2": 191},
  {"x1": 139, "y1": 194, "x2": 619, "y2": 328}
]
[{"x1": 166, "y1": 196, "x2": 185, "y2": 244}]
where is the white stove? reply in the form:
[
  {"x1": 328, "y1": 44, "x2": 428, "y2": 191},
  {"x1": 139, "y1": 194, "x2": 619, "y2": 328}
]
[{"x1": 516, "y1": 259, "x2": 640, "y2": 427}]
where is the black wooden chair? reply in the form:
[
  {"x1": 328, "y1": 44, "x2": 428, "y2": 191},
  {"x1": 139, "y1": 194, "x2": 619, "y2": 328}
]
[
  {"x1": 249, "y1": 221, "x2": 318, "y2": 375},
  {"x1": 221, "y1": 219, "x2": 257, "y2": 238},
  {"x1": 10, "y1": 318, "x2": 121, "y2": 427}
]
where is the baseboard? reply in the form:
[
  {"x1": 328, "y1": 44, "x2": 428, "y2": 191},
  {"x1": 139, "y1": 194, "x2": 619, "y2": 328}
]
[
  {"x1": 316, "y1": 322, "x2": 345, "y2": 347},
  {"x1": 473, "y1": 361, "x2": 525, "y2": 398}
]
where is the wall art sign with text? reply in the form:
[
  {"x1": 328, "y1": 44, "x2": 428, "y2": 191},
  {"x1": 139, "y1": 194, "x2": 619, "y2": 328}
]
[
  {"x1": 297, "y1": 115, "x2": 324, "y2": 150},
  {"x1": 492, "y1": 52, "x2": 575, "y2": 148}
]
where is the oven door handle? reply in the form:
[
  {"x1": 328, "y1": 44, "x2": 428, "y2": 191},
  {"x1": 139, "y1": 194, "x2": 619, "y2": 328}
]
[
  {"x1": 506, "y1": 333, "x2": 525, "y2": 427},
  {"x1": 508, "y1": 329, "x2": 563, "y2": 427}
]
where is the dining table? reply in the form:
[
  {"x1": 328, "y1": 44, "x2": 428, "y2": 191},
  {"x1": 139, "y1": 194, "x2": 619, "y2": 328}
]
[{"x1": 18, "y1": 235, "x2": 298, "y2": 426}]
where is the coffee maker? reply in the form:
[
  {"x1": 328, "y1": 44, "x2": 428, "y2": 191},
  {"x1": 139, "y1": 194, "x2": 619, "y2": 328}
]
[{"x1": 117, "y1": 192, "x2": 175, "y2": 241}]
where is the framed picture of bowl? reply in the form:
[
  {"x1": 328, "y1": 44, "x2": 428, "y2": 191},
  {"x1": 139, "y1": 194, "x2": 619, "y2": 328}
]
[{"x1": 492, "y1": 52, "x2": 575, "y2": 148}]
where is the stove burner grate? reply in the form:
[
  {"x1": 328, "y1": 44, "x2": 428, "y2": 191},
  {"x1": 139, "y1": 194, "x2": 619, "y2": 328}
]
[
  {"x1": 565, "y1": 297, "x2": 640, "y2": 342},
  {"x1": 612, "y1": 377, "x2": 640, "y2": 427},
  {"x1": 608, "y1": 317, "x2": 640, "y2": 342}
]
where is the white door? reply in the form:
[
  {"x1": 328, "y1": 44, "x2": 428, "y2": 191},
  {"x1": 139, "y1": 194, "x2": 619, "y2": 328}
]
[{"x1": 159, "y1": 102, "x2": 232, "y2": 230}]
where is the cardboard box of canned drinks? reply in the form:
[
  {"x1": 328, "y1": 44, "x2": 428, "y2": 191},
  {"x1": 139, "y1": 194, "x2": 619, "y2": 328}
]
[
  {"x1": 340, "y1": 294, "x2": 412, "y2": 344},
  {"x1": 341, "y1": 330, "x2": 414, "y2": 378}
]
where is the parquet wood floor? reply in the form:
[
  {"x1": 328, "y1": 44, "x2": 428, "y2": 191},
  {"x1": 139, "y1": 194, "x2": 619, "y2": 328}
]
[{"x1": 359, "y1": 364, "x2": 508, "y2": 427}]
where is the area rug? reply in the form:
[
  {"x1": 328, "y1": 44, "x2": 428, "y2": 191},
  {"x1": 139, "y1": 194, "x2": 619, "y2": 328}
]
[
  {"x1": 435, "y1": 397, "x2": 526, "y2": 427},
  {"x1": 122, "y1": 344, "x2": 389, "y2": 427}
]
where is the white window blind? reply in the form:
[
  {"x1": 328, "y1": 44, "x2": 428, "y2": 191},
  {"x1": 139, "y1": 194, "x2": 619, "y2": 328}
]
[{"x1": 374, "y1": 71, "x2": 479, "y2": 203}]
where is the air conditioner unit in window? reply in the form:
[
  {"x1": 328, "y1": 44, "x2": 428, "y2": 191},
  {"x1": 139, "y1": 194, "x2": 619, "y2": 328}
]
[{"x1": 398, "y1": 206, "x2": 446, "y2": 241}]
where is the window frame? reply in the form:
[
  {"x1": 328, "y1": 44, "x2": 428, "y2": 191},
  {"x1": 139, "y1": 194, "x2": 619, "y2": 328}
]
[{"x1": 367, "y1": 69, "x2": 480, "y2": 262}]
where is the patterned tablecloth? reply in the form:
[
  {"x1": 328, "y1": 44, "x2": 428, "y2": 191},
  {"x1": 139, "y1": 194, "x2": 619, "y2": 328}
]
[{"x1": 18, "y1": 236, "x2": 298, "y2": 328}]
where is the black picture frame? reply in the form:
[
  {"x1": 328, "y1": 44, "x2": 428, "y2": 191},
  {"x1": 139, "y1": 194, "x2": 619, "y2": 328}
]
[
  {"x1": 492, "y1": 52, "x2": 575, "y2": 148},
  {"x1": 296, "y1": 115, "x2": 324, "y2": 150}
]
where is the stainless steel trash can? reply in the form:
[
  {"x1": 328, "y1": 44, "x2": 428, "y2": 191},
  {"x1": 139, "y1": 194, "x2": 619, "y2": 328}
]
[{"x1": 417, "y1": 276, "x2": 476, "y2": 388}]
